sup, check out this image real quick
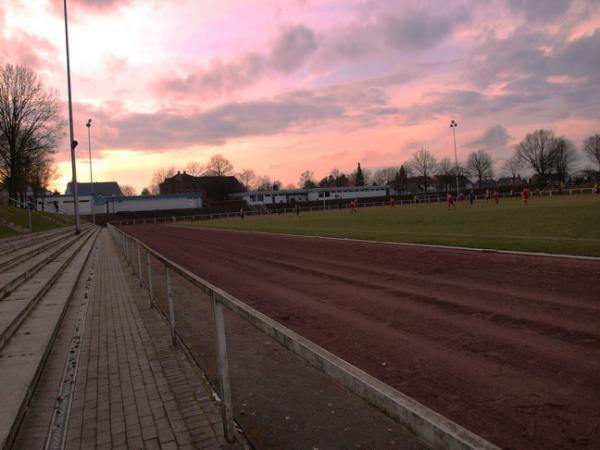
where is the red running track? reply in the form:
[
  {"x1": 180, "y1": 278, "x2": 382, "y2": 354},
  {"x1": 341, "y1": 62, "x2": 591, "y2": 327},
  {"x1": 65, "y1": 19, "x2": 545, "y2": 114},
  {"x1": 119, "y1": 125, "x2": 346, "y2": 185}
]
[{"x1": 124, "y1": 225, "x2": 600, "y2": 450}]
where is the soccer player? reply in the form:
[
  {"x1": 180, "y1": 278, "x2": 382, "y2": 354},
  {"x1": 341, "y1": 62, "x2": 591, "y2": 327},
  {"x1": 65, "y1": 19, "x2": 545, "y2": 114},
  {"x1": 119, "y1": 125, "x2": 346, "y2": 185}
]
[
  {"x1": 447, "y1": 192, "x2": 456, "y2": 210},
  {"x1": 522, "y1": 187, "x2": 530, "y2": 205},
  {"x1": 295, "y1": 203, "x2": 301, "y2": 216},
  {"x1": 469, "y1": 190, "x2": 475, "y2": 206},
  {"x1": 350, "y1": 199, "x2": 358, "y2": 214},
  {"x1": 493, "y1": 190, "x2": 500, "y2": 205}
]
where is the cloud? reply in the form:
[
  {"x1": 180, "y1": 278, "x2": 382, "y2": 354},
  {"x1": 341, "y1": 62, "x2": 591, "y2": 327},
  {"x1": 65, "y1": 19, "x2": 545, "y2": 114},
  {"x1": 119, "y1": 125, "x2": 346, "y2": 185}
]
[
  {"x1": 467, "y1": 125, "x2": 512, "y2": 148},
  {"x1": 270, "y1": 25, "x2": 318, "y2": 73},
  {"x1": 104, "y1": 54, "x2": 128, "y2": 74},
  {"x1": 382, "y1": 7, "x2": 471, "y2": 51},
  {"x1": 77, "y1": 91, "x2": 342, "y2": 149},
  {"x1": 156, "y1": 26, "x2": 318, "y2": 99},
  {"x1": 506, "y1": 0, "x2": 573, "y2": 21},
  {"x1": 155, "y1": 53, "x2": 266, "y2": 99},
  {"x1": 49, "y1": 0, "x2": 136, "y2": 15},
  {"x1": 0, "y1": 31, "x2": 59, "y2": 71}
]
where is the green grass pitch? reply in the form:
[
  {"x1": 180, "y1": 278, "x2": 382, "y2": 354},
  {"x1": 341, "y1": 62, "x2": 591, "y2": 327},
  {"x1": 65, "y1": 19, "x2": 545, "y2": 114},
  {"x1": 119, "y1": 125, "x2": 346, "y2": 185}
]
[{"x1": 181, "y1": 195, "x2": 600, "y2": 257}]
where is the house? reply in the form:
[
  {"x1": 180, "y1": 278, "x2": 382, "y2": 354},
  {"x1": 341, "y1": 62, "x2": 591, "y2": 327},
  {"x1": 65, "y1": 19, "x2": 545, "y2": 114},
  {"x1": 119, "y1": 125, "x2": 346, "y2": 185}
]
[{"x1": 159, "y1": 172, "x2": 245, "y2": 202}]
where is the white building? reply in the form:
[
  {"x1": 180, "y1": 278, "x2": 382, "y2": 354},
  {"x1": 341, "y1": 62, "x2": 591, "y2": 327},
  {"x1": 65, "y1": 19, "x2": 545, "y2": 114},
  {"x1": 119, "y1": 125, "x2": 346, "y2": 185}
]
[
  {"x1": 37, "y1": 193, "x2": 203, "y2": 215},
  {"x1": 232, "y1": 185, "x2": 390, "y2": 206}
]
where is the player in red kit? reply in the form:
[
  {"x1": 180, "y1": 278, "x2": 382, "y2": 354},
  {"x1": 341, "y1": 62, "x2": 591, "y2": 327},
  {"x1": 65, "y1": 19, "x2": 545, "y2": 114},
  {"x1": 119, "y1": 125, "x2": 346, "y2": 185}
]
[
  {"x1": 522, "y1": 187, "x2": 530, "y2": 205},
  {"x1": 447, "y1": 192, "x2": 456, "y2": 210}
]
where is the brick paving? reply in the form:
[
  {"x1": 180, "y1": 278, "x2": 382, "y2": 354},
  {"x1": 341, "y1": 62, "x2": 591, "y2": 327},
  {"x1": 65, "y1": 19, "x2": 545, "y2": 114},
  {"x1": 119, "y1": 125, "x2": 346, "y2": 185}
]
[{"x1": 65, "y1": 230, "x2": 240, "y2": 450}]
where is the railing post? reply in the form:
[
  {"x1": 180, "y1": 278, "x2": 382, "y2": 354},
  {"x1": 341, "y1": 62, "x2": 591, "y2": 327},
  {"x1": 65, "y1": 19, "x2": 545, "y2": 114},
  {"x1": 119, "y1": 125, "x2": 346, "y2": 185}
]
[
  {"x1": 165, "y1": 266, "x2": 176, "y2": 346},
  {"x1": 125, "y1": 236, "x2": 129, "y2": 263},
  {"x1": 137, "y1": 242, "x2": 142, "y2": 286},
  {"x1": 27, "y1": 205, "x2": 33, "y2": 232},
  {"x1": 212, "y1": 293, "x2": 235, "y2": 443},
  {"x1": 146, "y1": 251, "x2": 153, "y2": 308}
]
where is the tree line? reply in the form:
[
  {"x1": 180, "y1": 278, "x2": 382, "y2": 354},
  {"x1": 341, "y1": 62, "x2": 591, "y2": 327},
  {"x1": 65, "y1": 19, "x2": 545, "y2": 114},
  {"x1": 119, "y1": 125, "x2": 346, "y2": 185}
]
[
  {"x1": 147, "y1": 128, "x2": 600, "y2": 196},
  {"x1": 3, "y1": 63, "x2": 600, "y2": 202}
]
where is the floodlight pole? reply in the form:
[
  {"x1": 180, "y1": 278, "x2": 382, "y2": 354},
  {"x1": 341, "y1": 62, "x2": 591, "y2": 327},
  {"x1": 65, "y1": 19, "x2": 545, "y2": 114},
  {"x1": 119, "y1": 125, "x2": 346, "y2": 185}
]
[
  {"x1": 64, "y1": 0, "x2": 80, "y2": 234},
  {"x1": 86, "y1": 119, "x2": 95, "y2": 224},
  {"x1": 450, "y1": 120, "x2": 460, "y2": 197}
]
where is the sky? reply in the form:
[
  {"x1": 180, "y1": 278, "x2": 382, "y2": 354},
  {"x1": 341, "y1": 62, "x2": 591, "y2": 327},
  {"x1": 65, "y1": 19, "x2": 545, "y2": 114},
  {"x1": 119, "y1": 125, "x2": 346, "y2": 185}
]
[{"x1": 2, "y1": 0, "x2": 600, "y2": 192}]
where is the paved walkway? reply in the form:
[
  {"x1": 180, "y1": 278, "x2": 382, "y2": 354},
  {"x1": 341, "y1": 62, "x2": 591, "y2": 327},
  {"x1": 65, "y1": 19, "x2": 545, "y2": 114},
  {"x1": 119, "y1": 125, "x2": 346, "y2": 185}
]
[{"x1": 58, "y1": 230, "x2": 240, "y2": 450}]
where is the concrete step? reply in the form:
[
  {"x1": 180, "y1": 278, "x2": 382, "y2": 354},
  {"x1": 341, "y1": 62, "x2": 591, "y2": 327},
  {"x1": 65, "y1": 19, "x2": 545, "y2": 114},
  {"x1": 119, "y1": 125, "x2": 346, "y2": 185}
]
[
  {"x1": 0, "y1": 228, "x2": 94, "y2": 301},
  {"x1": 0, "y1": 225, "x2": 85, "y2": 254},
  {"x1": 0, "y1": 229, "x2": 77, "y2": 272},
  {"x1": 0, "y1": 229, "x2": 99, "y2": 450}
]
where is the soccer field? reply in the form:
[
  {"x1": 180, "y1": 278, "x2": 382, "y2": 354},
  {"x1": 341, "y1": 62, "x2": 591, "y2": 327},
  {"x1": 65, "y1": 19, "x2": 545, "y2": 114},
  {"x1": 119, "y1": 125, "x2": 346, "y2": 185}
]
[{"x1": 181, "y1": 195, "x2": 600, "y2": 256}]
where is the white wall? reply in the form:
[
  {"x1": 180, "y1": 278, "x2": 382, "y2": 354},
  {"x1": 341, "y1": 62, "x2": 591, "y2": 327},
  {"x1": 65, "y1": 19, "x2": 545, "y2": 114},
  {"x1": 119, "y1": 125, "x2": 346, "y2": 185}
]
[
  {"x1": 107, "y1": 196, "x2": 202, "y2": 213},
  {"x1": 37, "y1": 195, "x2": 202, "y2": 214},
  {"x1": 37, "y1": 196, "x2": 93, "y2": 215}
]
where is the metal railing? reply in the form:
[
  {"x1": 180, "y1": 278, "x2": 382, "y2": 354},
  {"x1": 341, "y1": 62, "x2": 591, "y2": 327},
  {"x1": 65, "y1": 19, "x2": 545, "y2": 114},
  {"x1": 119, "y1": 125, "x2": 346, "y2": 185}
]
[
  {"x1": 109, "y1": 187, "x2": 595, "y2": 227},
  {"x1": 108, "y1": 224, "x2": 499, "y2": 450}
]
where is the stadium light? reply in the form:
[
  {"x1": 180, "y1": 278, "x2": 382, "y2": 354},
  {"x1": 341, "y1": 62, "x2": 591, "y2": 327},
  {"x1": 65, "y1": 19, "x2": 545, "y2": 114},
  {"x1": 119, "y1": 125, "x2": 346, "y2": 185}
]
[
  {"x1": 63, "y1": 0, "x2": 80, "y2": 234},
  {"x1": 86, "y1": 118, "x2": 95, "y2": 225},
  {"x1": 450, "y1": 120, "x2": 460, "y2": 197}
]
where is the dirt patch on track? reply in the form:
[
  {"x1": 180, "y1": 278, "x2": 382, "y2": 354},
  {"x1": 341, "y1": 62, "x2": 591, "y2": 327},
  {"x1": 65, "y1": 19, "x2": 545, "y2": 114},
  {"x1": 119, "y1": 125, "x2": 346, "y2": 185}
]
[{"x1": 124, "y1": 225, "x2": 600, "y2": 450}]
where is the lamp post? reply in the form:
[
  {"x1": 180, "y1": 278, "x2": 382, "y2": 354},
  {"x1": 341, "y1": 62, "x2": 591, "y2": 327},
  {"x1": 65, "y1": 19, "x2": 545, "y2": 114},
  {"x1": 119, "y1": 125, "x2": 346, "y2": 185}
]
[
  {"x1": 63, "y1": 0, "x2": 80, "y2": 233},
  {"x1": 450, "y1": 119, "x2": 460, "y2": 197},
  {"x1": 86, "y1": 118, "x2": 95, "y2": 224}
]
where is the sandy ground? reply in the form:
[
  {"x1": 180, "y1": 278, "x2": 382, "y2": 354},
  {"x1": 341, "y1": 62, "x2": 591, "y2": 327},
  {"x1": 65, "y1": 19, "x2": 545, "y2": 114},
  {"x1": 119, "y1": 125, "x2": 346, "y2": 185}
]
[{"x1": 123, "y1": 224, "x2": 600, "y2": 450}]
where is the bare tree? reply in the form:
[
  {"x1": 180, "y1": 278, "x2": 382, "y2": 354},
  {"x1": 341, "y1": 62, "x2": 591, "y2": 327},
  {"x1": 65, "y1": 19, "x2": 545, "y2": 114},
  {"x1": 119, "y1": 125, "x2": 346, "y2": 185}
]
[
  {"x1": 437, "y1": 157, "x2": 453, "y2": 175},
  {"x1": 121, "y1": 185, "x2": 137, "y2": 196},
  {"x1": 466, "y1": 149, "x2": 494, "y2": 187},
  {"x1": 203, "y1": 154, "x2": 233, "y2": 176},
  {"x1": 583, "y1": 134, "x2": 600, "y2": 171},
  {"x1": 372, "y1": 167, "x2": 399, "y2": 186},
  {"x1": 185, "y1": 161, "x2": 204, "y2": 176},
  {"x1": 0, "y1": 64, "x2": 62, "y2": 203},
  {"x1": 516, "y1": 129, "x2": 557, "y2": 183},
  {"x1": 236, "y1": 168, "x2": 256, "y2": 190},
  {"x1": 409, "y1": 148, "x2": 437, "y2": 191},
  {"x1": 551, "y1": 137, "x2": 577, "y2": 182},
  {"x1": 299, "y1": 170, "x2": 316, "y2": 188},
  {"x1": 502, "y1": 153, "x2": 523, "y2": 186},
  {"x1": 150, "y1": 166, "x2": 175, "y2": 194},
  {"x1": 256, "y1": 175, "x2": 272, "y2": 191}
]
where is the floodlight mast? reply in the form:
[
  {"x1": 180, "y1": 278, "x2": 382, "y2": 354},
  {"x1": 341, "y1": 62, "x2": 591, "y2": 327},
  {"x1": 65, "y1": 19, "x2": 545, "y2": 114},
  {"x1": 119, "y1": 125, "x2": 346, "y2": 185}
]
[
  {"x1": 86, "y1": 119, "x2": 95, "y2": 225},
  {"x1": 64, "y1": 0, "x2": 80, "y2": 233},
  {"x1": 450, "y1": 120, "x2": 460, "y2": 197}
]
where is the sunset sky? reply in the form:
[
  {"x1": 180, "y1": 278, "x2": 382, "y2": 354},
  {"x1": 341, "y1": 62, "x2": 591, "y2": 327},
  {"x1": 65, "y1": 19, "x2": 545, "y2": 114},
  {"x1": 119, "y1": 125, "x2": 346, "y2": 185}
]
[{"x1": 2, "y1": 0, "x2": 600, "y2": 192}]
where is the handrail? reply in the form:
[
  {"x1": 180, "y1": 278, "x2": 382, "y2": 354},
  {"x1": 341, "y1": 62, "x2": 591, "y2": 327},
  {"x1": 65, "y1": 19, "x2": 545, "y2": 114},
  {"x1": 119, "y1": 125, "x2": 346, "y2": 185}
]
[{"x1": 108, "y1": 223, "x2": 500, "y2": 450}]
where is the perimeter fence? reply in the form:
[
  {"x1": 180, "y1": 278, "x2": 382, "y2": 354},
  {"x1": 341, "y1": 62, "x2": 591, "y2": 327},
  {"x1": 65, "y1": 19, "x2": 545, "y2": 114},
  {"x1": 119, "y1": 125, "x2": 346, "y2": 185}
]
[
  {"x1": 109, "y1": 187, "x2": 594, "y2": 227},
  {"x1": 108, "y1": 223, "x2": 500, "y2": 450}
]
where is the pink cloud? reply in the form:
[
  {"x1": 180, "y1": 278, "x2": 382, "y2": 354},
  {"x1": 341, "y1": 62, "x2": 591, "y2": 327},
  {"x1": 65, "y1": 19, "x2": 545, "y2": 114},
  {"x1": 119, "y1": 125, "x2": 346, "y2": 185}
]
[
  {"x1": 48, "y1": 0, "x2": 136, "y2": 17},
  {"x1": 3, "y1": 0, "x2": 600, "y2": 193},
  {"x1": 0, "y1": 31, "x2": 59, "y2": 72}
]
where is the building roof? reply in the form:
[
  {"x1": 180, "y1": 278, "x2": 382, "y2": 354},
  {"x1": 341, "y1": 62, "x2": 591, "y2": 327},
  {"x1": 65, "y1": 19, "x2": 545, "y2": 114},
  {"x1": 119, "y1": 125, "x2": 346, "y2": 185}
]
[{"x1": 66, "y1": 182, "x2": 122, "y2": 197}]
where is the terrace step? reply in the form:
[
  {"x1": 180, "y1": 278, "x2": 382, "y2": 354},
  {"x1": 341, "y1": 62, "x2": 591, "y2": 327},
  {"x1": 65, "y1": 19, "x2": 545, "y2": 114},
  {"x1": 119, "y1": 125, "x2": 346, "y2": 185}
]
[
  {"x1": 0, "y1": 228, "x2": 94, "y2": 301},
  {"x1": 0, "y1": 228, "x2": 77, "y2": 272},
  {"x1": 0, "y1": 228, "x2": 99, "y2": 450}
]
